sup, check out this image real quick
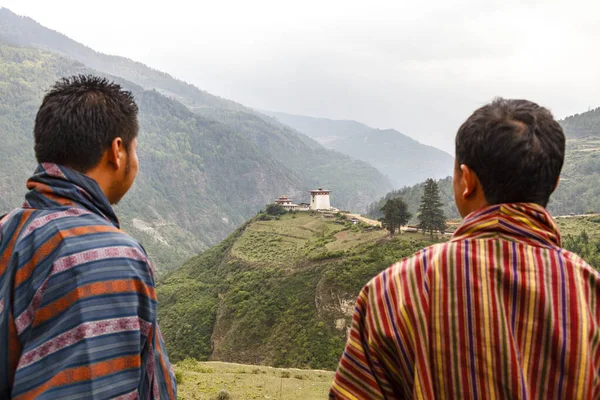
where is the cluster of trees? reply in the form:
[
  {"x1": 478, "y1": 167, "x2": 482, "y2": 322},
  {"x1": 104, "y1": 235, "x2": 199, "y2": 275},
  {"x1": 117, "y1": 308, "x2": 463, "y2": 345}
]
[
  {"x1": 563, "y1": 230, "x2": 600, "y2": 269},
  {"x1": 367, "y1": 176, "x2": 459, "y2": 222},
  {"x1": 265, "y1": 203, "x2": 287, "y2": 216},
  {"x1": 379, "y1": 198, "x2": 411, "y2": 235},
  {"x1": 380, "y1": 178, "x2": 447, "y2": 237}
]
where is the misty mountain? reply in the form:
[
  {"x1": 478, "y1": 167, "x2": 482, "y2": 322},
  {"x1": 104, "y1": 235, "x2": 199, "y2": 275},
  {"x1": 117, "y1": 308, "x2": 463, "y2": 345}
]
[
  {"x1": 366, "y1": 108, "x2": 600, "y2": 220},
  {"x1": 561, "y1": 107, "x2": 600, "y2": 138},
  {"x1": 0, "y1": 11, "x2": 392, "y2": 272},
  {"x1": 263, "y1": 111, "x2": 454, "y2": 188}
]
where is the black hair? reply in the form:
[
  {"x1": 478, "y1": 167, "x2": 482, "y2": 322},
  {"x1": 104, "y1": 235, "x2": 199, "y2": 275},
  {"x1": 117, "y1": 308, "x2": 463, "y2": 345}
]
[
  {"x1": 34, "y1": 75, "x2": 138, "y2": 172},
  {"x1": 455, "y1": 98, "x2": 565, "y2": 207}
]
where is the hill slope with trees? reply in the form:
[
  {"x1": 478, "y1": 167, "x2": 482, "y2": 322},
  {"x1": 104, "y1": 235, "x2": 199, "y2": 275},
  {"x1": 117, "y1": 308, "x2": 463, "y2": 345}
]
[{"x1": 157, "y1": 211, "x2": 438, "y2": 369}]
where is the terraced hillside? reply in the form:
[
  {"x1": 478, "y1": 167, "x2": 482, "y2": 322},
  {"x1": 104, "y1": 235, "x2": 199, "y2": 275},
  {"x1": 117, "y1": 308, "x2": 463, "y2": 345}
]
[{"x1": 157, "y1": 212, "x2": 438, "y2": 369}]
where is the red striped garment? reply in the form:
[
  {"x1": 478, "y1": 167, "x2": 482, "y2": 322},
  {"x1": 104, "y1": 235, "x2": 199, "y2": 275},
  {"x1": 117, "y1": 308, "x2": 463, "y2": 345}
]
[{"x1": 330, "y1": 203, "x2": 600, "y2": 399}]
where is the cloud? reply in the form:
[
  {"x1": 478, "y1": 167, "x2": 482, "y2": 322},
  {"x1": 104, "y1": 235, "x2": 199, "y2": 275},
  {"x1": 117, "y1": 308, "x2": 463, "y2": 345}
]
[{"x1": 2, "y1": 0, "x2": 599, "y2": 153}]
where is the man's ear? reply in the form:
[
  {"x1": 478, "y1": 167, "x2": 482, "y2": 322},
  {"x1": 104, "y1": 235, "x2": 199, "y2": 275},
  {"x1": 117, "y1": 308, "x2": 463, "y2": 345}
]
[
  {"x1": 108, "y1": 137, "x2": 124, "y2": 170},
  {"x1": 554, "y1": 176, "x2": 560, "y2": 193},
  {"x1": 460, "y1": 164, "x2": 478, "y2": 199}
]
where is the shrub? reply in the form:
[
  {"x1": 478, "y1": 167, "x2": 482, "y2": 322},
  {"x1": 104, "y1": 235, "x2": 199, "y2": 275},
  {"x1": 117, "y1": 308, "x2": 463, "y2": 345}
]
[
  {"x1": 258, "y1": 213, "x2": 273, "y2": 221},
  {"x1": 174, "y1": 370, "x2": 184, "y2": 385},
  {"x1": 281, "y1": 371, "x2": 291, "y2": 378},
  {"x1": 214, "y1": 389, "x2": 231, "y2": 400},
  {"x1": 266, "y1": 203, "x2": 286, "y2": 216}
]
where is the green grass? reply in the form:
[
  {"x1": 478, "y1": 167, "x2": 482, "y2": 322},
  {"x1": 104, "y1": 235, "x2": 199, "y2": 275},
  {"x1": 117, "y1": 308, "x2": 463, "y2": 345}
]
[
  {"x1": 231, "y1": 213, "x2": 352, "y2": 266},
  {"x1": 326, "y1": 229, "x2": 387, "y2": 252},
  {"x1": 555, "y1": 215, "x2": 600, "y2": 241},
  {"x1": 175, "y1": 360, "x2": 333, "y2": 400}
]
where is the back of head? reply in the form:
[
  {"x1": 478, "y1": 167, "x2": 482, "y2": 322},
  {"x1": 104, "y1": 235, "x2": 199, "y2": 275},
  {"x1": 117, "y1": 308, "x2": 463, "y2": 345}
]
[
  {"x1": 34, "y1": 75, "x2": 138, "y2": 173},
  {"x1": 455, "y1": 98, "x2": 565, "y2": 207}
]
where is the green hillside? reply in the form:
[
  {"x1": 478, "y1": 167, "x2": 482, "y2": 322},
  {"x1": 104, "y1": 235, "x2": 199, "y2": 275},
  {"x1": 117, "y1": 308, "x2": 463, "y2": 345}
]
[
  {"x1": 158, "y1": 209, "x2": 600, "y2": 374},
  {"x1": 0, "y1": 8, "x2": 245, "y2": 113},
  {"x1": 157, "y1": 212, "x2": 438, "y2": 369},
  {"x1": 367, "y1": 108, "x2": 600, "y2": 220},
  {"x1": 0, "y1": 42, "x2": 391, "y2": 273},
  {"x1": 264, "y1": 111, "x2": 454, "y2": 188},
  {"x1": 560, "y1": 107, "x2": 600, "y2": 138}
]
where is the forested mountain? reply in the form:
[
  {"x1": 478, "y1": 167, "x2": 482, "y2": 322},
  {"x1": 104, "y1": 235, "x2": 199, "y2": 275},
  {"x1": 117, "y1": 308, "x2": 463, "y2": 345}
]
[
  {"x1": 366, "y1": 108, "x2": 600, "y2": 219},
  {"x1": 561, "y1": 107, "x2": 600, "y2": 138},
  {"x1": 0, "y1": 41, "x2": 391, "y2": 272},
  {"x1": 264, "y1": 111, "x2": 454, "y2": 188},
  {"x1": 0, "y1": 8, "x2": 244, "y2": 113}
]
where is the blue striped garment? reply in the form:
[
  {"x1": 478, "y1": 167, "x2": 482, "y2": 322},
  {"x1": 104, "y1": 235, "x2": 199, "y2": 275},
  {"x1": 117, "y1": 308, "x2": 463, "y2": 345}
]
[{"x1": 0, "y1": 163, "x2": 176, "y2": 399}]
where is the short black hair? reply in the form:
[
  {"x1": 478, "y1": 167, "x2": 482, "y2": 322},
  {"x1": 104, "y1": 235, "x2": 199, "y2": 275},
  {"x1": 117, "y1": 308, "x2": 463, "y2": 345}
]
[
  {"x1": 455, "y1": 98, "x2": 565, "y2": 207},
  {"x1": 34, "y1": 75, "x2": 139, "y2": 172}
]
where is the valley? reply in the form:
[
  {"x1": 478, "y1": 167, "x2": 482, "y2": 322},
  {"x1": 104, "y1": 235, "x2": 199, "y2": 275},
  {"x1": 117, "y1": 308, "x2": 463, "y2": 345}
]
[{"x1": 0, "y1": 6, "x2": 599, "y2": 397}]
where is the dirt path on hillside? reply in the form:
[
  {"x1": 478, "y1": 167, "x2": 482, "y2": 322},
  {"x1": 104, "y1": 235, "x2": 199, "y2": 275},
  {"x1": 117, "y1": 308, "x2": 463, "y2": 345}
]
[{"x1": 344, "y1": 213, "x2": 382, "y2": 227}]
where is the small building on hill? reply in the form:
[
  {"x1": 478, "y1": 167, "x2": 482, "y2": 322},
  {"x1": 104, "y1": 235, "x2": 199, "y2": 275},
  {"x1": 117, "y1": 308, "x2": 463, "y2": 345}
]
[
  {"x1": 275, "y1": 195, "x2": 292, "y2": 206},
  {"x1": 274, "y1": 195, "x2": 300, "y2": 211}
]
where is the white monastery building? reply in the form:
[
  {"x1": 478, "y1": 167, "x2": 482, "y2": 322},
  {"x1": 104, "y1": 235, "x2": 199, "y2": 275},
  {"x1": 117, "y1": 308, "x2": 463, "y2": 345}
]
[
  {"x1": 273, "y1": 188, "x2": 336, "y2": 212},
  {"x1": 309, "y1": 188, "x2": 331, "y2": 210}
]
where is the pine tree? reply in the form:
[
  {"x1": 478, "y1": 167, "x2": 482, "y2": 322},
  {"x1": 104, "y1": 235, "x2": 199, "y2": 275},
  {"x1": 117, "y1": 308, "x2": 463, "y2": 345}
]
[
  {"x1": 418, "y1": 178, "x2": 447, "y2": 238},
  {"x1": 379, "y1": 197, "x2": 412, "y2": 236}
]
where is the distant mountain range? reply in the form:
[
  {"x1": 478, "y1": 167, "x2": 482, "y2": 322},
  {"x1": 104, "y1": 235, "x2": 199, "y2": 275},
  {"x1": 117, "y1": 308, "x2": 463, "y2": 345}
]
[
  {"x1": 0, "y1": 8, "x2": 395, "y2": 272},
  {"x1": 263, "y1": 111, "x2": 454, "y2": 188},
  {"x1": 366, "y1": 107, "x2": 600, "y2": 219}
]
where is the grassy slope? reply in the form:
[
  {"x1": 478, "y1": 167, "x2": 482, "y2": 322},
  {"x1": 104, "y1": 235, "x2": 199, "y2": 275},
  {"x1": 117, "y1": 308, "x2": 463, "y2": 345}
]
[
  {"x1": 555, "y1": 215, "x2": 600, "y2": 241},
  {"x1": 157, "y1": 212, "x2": 438, "y2": 369},
  {"x1": 175, "y1": 360, "x2": 333, "y2": 400}
]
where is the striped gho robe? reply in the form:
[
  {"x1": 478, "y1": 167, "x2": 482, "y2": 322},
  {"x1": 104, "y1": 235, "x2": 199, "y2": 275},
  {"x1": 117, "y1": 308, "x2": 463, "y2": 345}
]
[
  {"x1": 330, "y1": 203, "x2": 600, "y2": 399},
  {"x1": 0, "y1": 163, "x2": 176, "y2": 399}
]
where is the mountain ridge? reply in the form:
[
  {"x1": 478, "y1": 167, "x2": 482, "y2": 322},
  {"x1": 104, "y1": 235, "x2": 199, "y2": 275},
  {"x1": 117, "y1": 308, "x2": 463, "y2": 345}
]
[
  {"x1": 263, "y1": 110, "x2": 455, "y2": 188},
  {"x1": 0, "y1": 41, "x2": 391, "y2": 273}
]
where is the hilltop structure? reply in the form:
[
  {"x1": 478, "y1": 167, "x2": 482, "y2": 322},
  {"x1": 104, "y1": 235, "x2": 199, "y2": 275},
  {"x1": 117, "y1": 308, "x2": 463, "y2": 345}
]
[
  {"x1": 274, "y1": 195, "x2": 301, "y2": 211},
  {"x1": 273, "y1": 188, "x2": 337, "y2": 212},
  {"x1": 309, "y1": 188, "x2": 332, "y2": 210}
]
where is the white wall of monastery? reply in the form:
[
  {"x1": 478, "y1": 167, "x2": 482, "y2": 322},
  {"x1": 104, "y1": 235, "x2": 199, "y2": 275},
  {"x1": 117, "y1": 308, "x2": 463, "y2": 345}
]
[{"x1": 310, "y1": 192, "x2": 331, "y2": 210}]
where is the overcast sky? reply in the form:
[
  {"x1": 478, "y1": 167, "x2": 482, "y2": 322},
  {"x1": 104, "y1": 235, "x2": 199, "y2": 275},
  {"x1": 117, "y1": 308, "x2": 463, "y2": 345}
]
[{"x1": 2, "y1": 0, "x2": 599, "y2": 153}]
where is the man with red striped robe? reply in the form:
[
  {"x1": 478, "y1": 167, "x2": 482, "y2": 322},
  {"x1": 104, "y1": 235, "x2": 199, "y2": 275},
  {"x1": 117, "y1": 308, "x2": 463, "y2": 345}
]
[{"x1": 330, "y1": 99, "x2": 600, "y2": 399}]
